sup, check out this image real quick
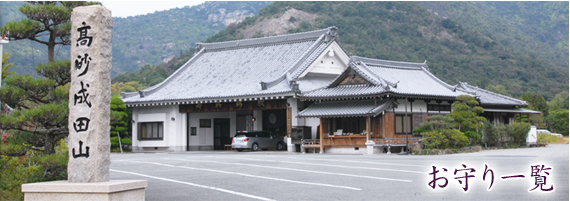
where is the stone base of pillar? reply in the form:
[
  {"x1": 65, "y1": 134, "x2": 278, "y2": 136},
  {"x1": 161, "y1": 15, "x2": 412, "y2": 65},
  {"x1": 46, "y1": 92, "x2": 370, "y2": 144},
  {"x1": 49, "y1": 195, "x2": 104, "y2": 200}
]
[{"x1": 22, "y1": 180, "x2": 147, "y2": 201}]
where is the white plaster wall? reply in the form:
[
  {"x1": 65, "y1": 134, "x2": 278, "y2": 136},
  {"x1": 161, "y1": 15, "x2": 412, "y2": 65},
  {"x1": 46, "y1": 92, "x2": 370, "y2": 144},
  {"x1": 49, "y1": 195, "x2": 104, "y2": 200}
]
[
  {"x1": 300, "y1": 42, "x2": 349, "y2": 77},
  {"x1": 305, "y1": 118, "x2": 320, "y2": 139},
  {"x1": 132, "y1": 105, "x2": 174, "y2": 149},
  {"x1": 288, "y1": 98, "x2": 299, "y2": 127},
  {"x1": 187, "y1": 112, "x2": 237, "y2": 149},
  {"x1": 393, "y1": 99, "x2": 428, "y2": 113}
]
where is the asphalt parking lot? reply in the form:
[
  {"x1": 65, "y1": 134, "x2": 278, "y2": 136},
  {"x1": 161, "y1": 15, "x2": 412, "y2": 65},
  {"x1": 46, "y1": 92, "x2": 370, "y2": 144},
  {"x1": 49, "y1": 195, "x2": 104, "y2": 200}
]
[{"x1": 110, "y1": 144, "x2": 569, "y2": 201}]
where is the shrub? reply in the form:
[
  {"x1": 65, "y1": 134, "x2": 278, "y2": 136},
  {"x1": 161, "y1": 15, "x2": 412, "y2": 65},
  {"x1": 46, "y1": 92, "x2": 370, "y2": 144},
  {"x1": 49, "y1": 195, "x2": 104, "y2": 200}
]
[
  {"x1": 0, "y1": 138, "x2": 67, "y2": 200},
  {"x1": 507, "y1": 123, "x2": 530, "y2": 146},
  {"x1": 442, "y1": 129, "x2": 469, "y2": 148},
  {"x1": 110, "y1": 136, "x2": 119, "y2": 148},
  {"x1": 421, "y1": 130, "x2": 448, "y2": 149},
  {"x1": 481, "y1": 122, "x2": 530, "y2": 147},
  {"x1": 545, "y1": 109, "x2": 569, "y2": 135},
  {"x1": 121, "y1": 138, "x2": 132, "y2": 146}
]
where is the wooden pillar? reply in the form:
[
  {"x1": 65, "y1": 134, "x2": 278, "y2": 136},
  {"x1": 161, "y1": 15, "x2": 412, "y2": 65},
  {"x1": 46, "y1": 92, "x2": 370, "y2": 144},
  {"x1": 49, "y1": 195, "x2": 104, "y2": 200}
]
[
  {"x1": 527, "y1": 113, "x2": 530, "y2": 124},
  {"x1": 319, "y1": 118, "x2": 324, "y2": 154},
  {"x1": 366, "y1": 116, "x2": 371, "y2": 141},
  {"x1": 382, "y1": 112, "x2": 385, "y2": 138}
]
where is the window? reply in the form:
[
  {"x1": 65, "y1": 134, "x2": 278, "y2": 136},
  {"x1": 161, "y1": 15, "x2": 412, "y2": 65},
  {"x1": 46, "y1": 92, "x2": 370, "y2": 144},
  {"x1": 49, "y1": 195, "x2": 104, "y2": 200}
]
[
  {"x1": 200, "y1": 119, "x2": 211, "y2": 128},
  {"x1": 139, "y1": 122, "x2": 163, "y2": 140},
  {"x1": 427, "y1": 104, "x2": 451, "y2": 112},
  {"x1": 190, "y1": 127, "x2": 197, "y2": 136},
  {"x1": 395, "y1": 115, "x2": 412, "y2": 134}
]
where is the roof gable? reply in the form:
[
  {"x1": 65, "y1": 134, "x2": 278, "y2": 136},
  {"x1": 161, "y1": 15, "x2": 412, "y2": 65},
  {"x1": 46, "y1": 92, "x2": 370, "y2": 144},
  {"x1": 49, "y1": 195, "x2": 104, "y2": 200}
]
[
  {"x1": 326, "y1": 60, "x2": 391, "y2": 89},
  {"x1": 298, "y1": 41, "x2": 349, "y2": 78}
]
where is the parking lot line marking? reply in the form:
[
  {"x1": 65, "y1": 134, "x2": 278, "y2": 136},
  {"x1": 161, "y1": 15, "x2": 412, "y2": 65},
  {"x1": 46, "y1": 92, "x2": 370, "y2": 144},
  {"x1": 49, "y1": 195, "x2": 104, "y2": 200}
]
[
  {"x1": 117, "y1": 160, "x2": 361, "y2": 191},
  {"x1": 110, "y1": 169, "x2": 275, "y2": 201},
  {"x1": 236, "y1": 158, "x2": 424, "y2": 174},
  {"x1": 173, "y1": 158, "x2": 413, "y2": 182},
  {"x1": 285, "y1": 157, "x2": 425, "y2": 167}
]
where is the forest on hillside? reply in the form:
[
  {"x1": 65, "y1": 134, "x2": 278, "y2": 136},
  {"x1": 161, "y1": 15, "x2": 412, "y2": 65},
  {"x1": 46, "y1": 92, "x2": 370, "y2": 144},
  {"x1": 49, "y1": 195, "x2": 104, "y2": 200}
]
[{"x1": 112, "y1": 1, "x2": 568, "y2": 101}]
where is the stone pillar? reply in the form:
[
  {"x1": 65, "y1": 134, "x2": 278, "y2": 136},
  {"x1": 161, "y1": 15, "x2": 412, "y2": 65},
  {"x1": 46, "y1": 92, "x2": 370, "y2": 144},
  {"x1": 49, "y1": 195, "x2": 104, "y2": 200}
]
[
  {"x1": 23, "y1": 5, "x2": 147, "y2": 200},
  {"x1": 67, "y1": 5, "x2": 113, "y2": 183}
]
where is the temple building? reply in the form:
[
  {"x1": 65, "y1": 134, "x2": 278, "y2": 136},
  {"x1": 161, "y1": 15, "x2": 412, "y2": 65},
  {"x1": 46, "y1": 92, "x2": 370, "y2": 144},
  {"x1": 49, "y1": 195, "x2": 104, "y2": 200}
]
[{"x1": 121, "y1": 27, "x2": 537, "y2": 153}]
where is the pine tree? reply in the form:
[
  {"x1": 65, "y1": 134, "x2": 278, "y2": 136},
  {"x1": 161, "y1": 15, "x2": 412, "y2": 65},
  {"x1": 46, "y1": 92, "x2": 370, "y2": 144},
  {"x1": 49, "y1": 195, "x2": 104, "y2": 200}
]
[
  {"x1": 0, "y1": 61, "x2": 70, "y2": 154},
  {"x1": 0, "y1": 1, "x2": 100, "y2": 62},
  {"x1": 2, "y1": 52, "x2": 14, "y2": 81},
  {"x1": 448, "y1": 95, "x2": 486, "y2": 143},
  {"x1": 0, "y1": 1, "x2": 100, "y2": 154}
]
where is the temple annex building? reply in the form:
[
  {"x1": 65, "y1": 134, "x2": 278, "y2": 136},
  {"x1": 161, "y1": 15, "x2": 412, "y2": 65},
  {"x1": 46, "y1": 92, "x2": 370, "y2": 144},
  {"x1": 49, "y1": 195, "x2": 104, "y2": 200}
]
[{"x1": 121, "y1": 27, "x2": 538, "y2": 153}]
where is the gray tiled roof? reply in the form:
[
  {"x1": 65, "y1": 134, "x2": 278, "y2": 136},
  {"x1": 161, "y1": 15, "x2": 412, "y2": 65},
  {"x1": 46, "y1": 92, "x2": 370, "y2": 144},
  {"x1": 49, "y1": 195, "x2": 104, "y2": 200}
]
[
  {"x1": 366, "y1": 62, "x2": 466, "y2": 98},
  {"x1": 300, "y1": 57, "x2": 467, "y2": 99},
  {"x1": 457, "y1": 82, "x2": 528, "y2": 106},
  {"x1": 484, "y1": 108, "x2": 540, "y2": 114},
  {"x1": 297, "y1": 99, "x2": 394, "y2": 118},
  {"x1": 122, "y1": 28, "x2": 337, "y2": 105},
  {"x1": 301, "y1": 84, "x2": 387, "y2": 98},
  {"x1": 296, "y1": 75, "x2": 337, "y2": 92}
]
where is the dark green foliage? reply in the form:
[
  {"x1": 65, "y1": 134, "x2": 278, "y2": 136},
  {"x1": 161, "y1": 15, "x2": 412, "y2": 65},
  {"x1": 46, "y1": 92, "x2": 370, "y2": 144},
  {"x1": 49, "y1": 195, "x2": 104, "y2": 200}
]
[
  {"x1": 0, "y1": 60, "x2": 70, "y2": 154},
  {"x1": 121, "y1": 138, "x2": 132, "y2": 146},
  {"x1": 0, "y1": 1, "x2": 100, "y2": 63},
  {"x1": 111, "y1": 96, "x2": 129, "y2": 138},
  {"x1": 481, "y1": 122, "x2": 531, "y2": 147},
  {"x1": 449, "y1": 95, "x2": 486, "y2": 143},
  {"x1": 414, "y1": 115, "x2": 456, "y2": 133},
  {"x1": 481, "y1": 121, "x2": 501, "y2": 147},
  {"x1": 545, "y1": 109, "x2": 569, "y2": 136},
  {"x1": 110, "y1": 136, "x2": 119, "y2": 148},
  {"x1": 0, "y1": 136, "x2": 67, "y2": 200},
  {"x1": 549, "y1": 91, "x2": 569, "y2": 111},
  {"x1": 521, "y1": 93, "x2": 549, "y2": 115},
  {"x1": 507, "y1": 123, "x2": 531, "y2": 146},
  {"x1": 421, "y1": 129, "x2": 469, "y2": 149},
  {"x1": 415, "y1": 115, "x2": 469, "y2": 149}
]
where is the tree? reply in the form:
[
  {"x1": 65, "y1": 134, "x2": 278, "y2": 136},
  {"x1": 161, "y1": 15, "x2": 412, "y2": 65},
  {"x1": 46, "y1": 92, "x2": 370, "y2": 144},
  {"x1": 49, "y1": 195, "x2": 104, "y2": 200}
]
[
  {"x1": 0, "y1": 61, "x2": 70, "y2": 154},
  {"x1": 415, "y1": 115, "x2": 468, "y2": 149},
  {"x1": 0, "y1": 1, "x2": 100, "y2": 62},
  {"x1": 548, "y1": 91, "x2": 569, "y2": 112},
  {"x1": 0, "y1": 1, "x2": 99, "y2": 154},
  {"x1": 448, "y1": 95, "x2": 486, "y2": 143},
  {"x1": 485, "y1": 84, "x2": 511, "y2": 96},
  {"x1": 545, "y1": 109, "x2": 569, "y2": 136},
  {"x1": 521, "y1": 93, "x2": 549, "y2": 115},
  {"x1": 110, "y1": 96, "x2": 131, "y2": 150},
  {"x1": 2, "y1": 52, "x2": 15, "y2": 81},
  {"x1": 414, "y1": 115, "x2": 457, "y2": 133}
]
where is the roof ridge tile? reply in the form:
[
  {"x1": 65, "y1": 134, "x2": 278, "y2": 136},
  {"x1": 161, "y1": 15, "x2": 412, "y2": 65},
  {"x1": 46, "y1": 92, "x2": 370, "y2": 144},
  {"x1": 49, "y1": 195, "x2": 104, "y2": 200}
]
[{"x1": 197, "y1": 27, "x2": 332, "y2": 51}]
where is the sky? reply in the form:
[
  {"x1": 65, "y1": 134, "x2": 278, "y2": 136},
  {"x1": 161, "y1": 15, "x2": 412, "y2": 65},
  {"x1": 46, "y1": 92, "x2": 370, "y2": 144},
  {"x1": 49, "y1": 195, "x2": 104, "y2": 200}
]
[{"x1": 100, "y1": 1, "x2": 205, "y2": 18}]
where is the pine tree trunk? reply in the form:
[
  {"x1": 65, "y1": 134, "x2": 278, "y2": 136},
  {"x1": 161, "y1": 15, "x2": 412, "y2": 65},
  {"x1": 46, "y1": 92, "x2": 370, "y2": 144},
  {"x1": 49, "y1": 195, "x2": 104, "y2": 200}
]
[
  {"x1": 44, "y1": 133, "x2": 56, "y2": 154},
  {"x1": 47, "y1": 43, "x2": 55, "y2": 62}
]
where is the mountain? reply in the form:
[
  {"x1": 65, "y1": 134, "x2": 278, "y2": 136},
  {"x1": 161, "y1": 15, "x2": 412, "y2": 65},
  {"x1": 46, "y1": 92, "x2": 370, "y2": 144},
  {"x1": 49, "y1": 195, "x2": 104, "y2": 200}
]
[
  {"x1": 417, "y1": 1, "x2": 568, "y2": 70},
  {"x1": 0, "y1": 1, "x2": 272, "y2": 76},
  {"x1": 114, "y1": 1, "x2": 567, "y2": 100}
]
